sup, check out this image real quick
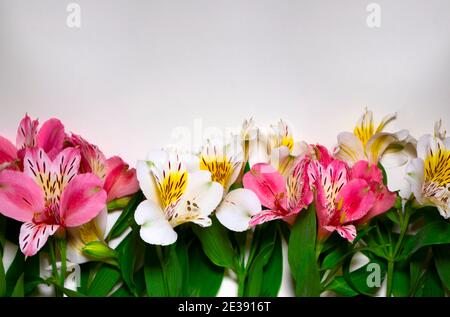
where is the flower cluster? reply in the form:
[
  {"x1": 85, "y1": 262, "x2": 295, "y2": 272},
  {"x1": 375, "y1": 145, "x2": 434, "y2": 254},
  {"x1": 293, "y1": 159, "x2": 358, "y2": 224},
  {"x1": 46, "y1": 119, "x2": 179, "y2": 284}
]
[{"x1": 0, "y1": 110, "x2": 449, "y2": 298}]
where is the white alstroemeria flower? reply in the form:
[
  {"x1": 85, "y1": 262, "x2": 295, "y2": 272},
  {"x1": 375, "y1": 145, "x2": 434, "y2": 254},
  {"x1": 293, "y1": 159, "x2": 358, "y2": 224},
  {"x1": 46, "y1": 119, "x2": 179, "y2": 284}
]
[
  {"x1": 66, "y1": 208, "x2": 108, "y2": 264},
  {"x1": 245, "y1": 119, "x2": 304, "y2": 177},
  {"x1": 335, "y1": 109, "x2": 417, "y2": 198},
  {"x1": 199, "y1": 139, "x2": 262, "y2": 232},
  {"x1": 335, "y1": 109, "x2": 416, "y2": 166},
  {"x1": 406, "y1": 122, "x2": 450, "y2": 219},
  {"x1": 135, "y1": 149, "x2": 223, "y2": 245}
]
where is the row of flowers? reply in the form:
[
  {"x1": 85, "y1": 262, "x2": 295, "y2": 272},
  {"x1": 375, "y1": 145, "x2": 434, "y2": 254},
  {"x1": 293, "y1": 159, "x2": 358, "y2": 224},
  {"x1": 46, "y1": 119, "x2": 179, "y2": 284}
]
[{"x1": 0, "y1": 111, "x2": 449, "y2": 297}]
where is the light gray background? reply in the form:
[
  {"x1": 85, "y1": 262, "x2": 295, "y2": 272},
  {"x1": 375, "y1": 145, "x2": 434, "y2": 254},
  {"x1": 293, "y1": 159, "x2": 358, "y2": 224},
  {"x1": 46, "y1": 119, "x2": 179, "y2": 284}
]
[{"x1": 0, "y1": 0, "x2": 449, "y2": 296}]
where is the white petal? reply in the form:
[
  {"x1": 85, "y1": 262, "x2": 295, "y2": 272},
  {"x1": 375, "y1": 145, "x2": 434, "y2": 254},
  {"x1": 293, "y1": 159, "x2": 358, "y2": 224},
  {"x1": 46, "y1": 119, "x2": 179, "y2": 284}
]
[
  {"x1": 437, "y1": 206, "x2": 450, "y2": 219},
  {"x1": 365, "y1": 132, "x2": 397, "y2": 164},
  {"x1": 335, "y1": 132, "x2": 365, "y2": 165},
  {"x1": 136, "y1": 160, "x2": 160, "y2": 203},
  {"x1": 405, "y1": 158, "x2": 425, "y2": 204},
  {"x1": 416, "y1": 135, "x2": 433, "y2": 160},
  {"x1": 445, "y1": 137, "x2": 450, "y2": 149},
  {"x1": 135, "y1": 200, "x2": 177, "y2": 245},
  {"x1": 248, "y1": 130, "x2": 270, "y2": 166},
  {"x1": 182, "y1": 170, "x2": 224, "y2": 217},
  {"x1": 216, "y1": 188, "x2": 262, "y2": 232}
]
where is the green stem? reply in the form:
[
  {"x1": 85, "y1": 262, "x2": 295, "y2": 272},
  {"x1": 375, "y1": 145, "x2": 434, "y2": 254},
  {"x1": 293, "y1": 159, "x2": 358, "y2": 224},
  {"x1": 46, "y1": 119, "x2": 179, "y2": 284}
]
[
  {"x1": 386, "y1": 260, "x2": 394, "y2": 297},
  {"x1": 237, "y1": 271, "x2": 246, "y2": 297},
  {"x1": 58, "y1": 238, "x2": 67, "y2": 293},
  {"x1": 393, "y1": 204, "x2": 411, "y2": 258},
  {"x1": 49, "y1": 240, "x2": 62, "y2": 297}
]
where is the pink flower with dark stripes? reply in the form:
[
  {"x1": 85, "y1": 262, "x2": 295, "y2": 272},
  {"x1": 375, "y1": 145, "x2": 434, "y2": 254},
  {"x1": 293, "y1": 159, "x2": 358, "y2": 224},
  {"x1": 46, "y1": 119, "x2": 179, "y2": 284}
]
[
  {"x1": 0, "y1": 114, "x2": 66, "y2": 171},
  {"x1": 0, "y1": 147, "x2": 106, "y2": 256}
]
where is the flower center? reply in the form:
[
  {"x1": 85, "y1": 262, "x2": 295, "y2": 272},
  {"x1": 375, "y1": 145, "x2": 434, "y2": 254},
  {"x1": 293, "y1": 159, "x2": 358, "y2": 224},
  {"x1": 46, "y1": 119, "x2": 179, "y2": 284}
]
[
  {"x1": 156, "y1": 170, "x2": 187, "y2": 210},
  {"x1": 424, "y1": 145, "x2": 450, "y2": 187},
  {"x1": 200, "y1": 155, "x2": 233, "y2": 187}
]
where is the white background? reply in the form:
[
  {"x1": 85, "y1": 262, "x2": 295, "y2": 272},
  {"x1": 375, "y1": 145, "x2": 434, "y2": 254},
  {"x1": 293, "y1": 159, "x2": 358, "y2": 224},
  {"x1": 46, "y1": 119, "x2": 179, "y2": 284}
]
[{"x1": 0, "y1": 0, "x2": 449, "y2": 296}]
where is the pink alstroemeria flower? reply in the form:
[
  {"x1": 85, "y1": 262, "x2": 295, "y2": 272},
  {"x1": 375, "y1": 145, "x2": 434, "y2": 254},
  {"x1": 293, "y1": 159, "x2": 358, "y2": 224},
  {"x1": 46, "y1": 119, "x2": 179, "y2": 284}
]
[
  {"x1": 243, "y1": 158, "x2": 313, "y2": 226},
  {"x1": 351, "y1": 160, "x2": 397, "y2": 224},
  {"x1": 0, "y1": 147, "x2": 106, "y2": 256},
  {"x1": 308, "y1": 158, "x2": 376, "y2": 242},
  {"x1": 0, "y1": 114, "x2": 65, "y2": 170},
  {"x1": 67, "y1": 134, "x2": 139, "y2": 202}
]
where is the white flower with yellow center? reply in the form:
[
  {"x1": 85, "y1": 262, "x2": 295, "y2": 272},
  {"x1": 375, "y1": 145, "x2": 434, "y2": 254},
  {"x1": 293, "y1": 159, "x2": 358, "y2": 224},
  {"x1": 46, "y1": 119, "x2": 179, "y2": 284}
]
[
  {"x1": 406, "y1": 123, "x2": 450, "y2": 219},
  {"x1": 335, "y1": 109, "x2": 416, "y2": 198},
  {"x1": 135, "y1": 149, "x2": 223, "y2": 245},
  {"x1": 244, "y1": 119, "x2": 304, "y2": 177},
  {"x1": 199, "y1": 139, "x2": 262, "y2": 232},
  {"x1": 335, "y1": 109, "x2": 415, "y2": 166}
]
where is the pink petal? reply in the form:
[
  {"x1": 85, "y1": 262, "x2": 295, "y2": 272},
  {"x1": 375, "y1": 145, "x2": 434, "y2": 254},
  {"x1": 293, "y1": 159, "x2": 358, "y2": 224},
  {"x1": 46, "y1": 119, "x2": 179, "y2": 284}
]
[
  {"x1": 313, "y1": 144, "x2": 333, "y2": 166},
  {"x1": 37, "y1": 118, "x2": 66, "y2": 159},
  {"x1": 0, "y1": 135, "x2": 18, "y2": 167},
  {"x1": 19, "y1": 222, "x2": 59, "y2": 256},
  {"x1": 23, "y1": 148, "x2": 55, "y2": 192},
  {"x1": 243, "y1": 163, "x2": 287, "y2": 210},
  {"x1": 0, "y1": 170, "x2": 44, "y2": 222},
  {"x1": 359, "y1": 186, "x2": 397, "y2": 224},
  {"x1": 16, "y1": 114, "x2": 39, "y2": 159},
  {"x1": 336, "y1": 179, "x2": 375, "y2": 223},
  {"x1": 60, "y1": 173, "x2": 107, "y2": 227},
  {"x1": 52, "y1": 147, "x2": 81, "y2": 191},
  {"x1": 350, "y1": 160, "x2": 383, "y2": 184},
  {"x1": 104, "y1": 156, "x2": 139, "y2": 202},
  {"x1": 335, "y1": 225, "x2": 357, "y2": 242},
  {"x1": 68, "y1": 134, "x2": 106, "y2": 179},
  {"x1": 249, "y1": 209, "x2": 285, "y2": 226}
]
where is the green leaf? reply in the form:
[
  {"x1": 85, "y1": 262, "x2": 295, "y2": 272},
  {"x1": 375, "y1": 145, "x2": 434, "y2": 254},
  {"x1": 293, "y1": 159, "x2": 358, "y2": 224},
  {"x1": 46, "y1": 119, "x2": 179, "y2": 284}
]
[
  {"x1": 87, "y1": 265, "x2": 121, "y2": 296},
  {"x1": 392, "y1": 261, "x2": 410, "y2": 297},
  {"x1": 118, "y1": 230, "x2": 142, "y2": 294},
  {"x1": 107, "y1": 191, "x2": 144, "y2": 241},
  {"x1": 165, "y1": 244, "x2": 183, "y2": 297},
  {"x1": 328, "y1": 256, "x2": 386, "y2": 296},
  {"x1": 434, "y1": 244, "x2": 450, "y2": 290},
  {"x1": 11, "y1": 273, "x2": 24, "y2": 297},
  {"x1": 5, "y1": 248, "x2": 24, "y2": 296},
  {"x1": 245, "y1": 242, "x2": 274, "y2": 296},
  {"x1": 421, "y1": 262, "x2": 444, "y2": 297},
  {"x1": 321, "y1": 241, "x2": 349, "y2": 271},
  {"x1": 288, "y1": 205, "x2": 320, "y2": 297},
  {"x1": 193, "y1": 216, "x2": 236, "y2": 268},
  {"x1": 111, "y1": 285, "x2": 133, "y2": 297},
  {"x1": 399, "y1": 221, "x2": 450, "y2": 260},
  {"x1": 260, "y1": 233, "x2": 283, "y2": 297},
  {"x1": 187, "y1": 241, "x2": 224, "y2": 297},
  {"x1": 144, "y1": 245, "x2": 166, "y2": 297}
]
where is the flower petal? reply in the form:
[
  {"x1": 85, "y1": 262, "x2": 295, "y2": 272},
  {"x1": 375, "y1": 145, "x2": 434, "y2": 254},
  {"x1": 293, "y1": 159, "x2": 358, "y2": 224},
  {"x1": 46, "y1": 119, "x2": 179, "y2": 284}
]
[
  {"x1": 60, "y1": 173, "x2": 107, "y2": 227},
  {"x1": 243, "y1": 163, "x2": 286, "y2": 210},
  {"x1": 405, "y1": 158, "x2": 425, "y2": 203},
  {"x1": 37, "y1": 118, "x2": 65, "y2": 159},
  {"x1": 66, "y1": 208, "x2": 107, "y2": 264},
  {"x1": 337, "y1": 179, "x2": 375, "y2": 223},
  {"x1": 0, "y1": 136, "x2": 18, "y2": 167},
  {"x1": 136, "y1": 160, "x2": 160, "y2": 204},
  {"x1": 335, "y1": 132, "x2": 365, "y2": 166},
  {"x1": 135, "y1": 200, "x2": 177, "y2": 245},
  {"x1": 104, "y1": 156, "x2": 139, "y2": 202},
  {"x1": 182, "y1": 170, "x2": 223, "y2": 218},
  {"x1": 249, "y1": 210, "x2": 285, "y2": 227},
  {"x1": 365, "y1": 132, "x2": 398, "y2": 164},
  {"x1": 16, "y1": 114, "x2": 38, "y2": 155},
  {"x1": 20, "y1": 222, "x2": 59, "y2": 256},
  {"x1": 216, "y1": 188, "x2": 262, "y2": 231},
  {"x1": 0, "y1": 170, "x2": 44, "y2": 222}
]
